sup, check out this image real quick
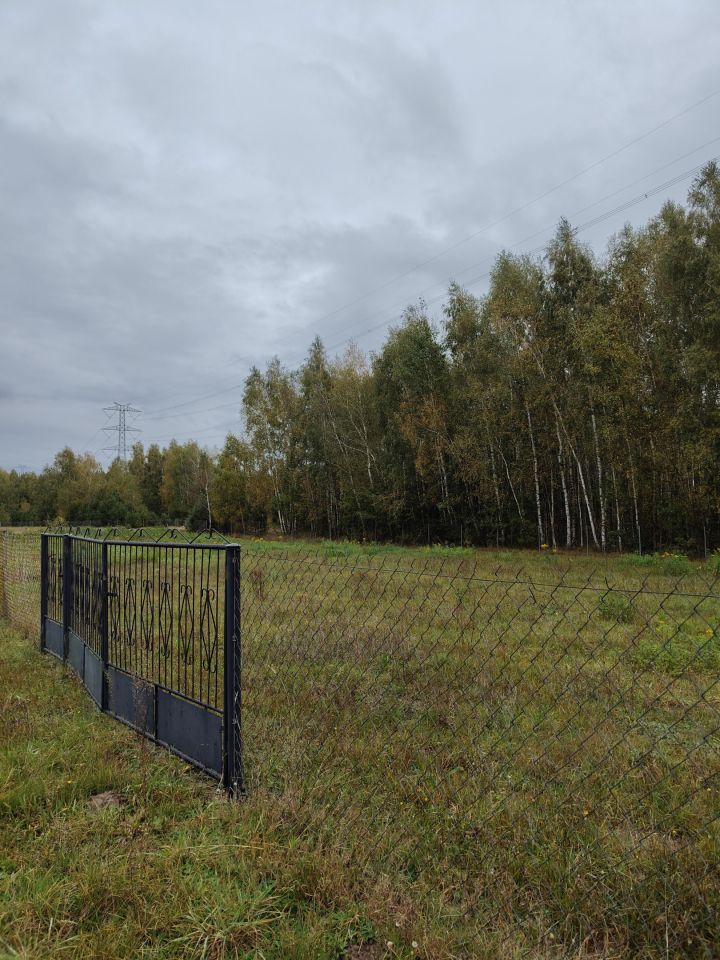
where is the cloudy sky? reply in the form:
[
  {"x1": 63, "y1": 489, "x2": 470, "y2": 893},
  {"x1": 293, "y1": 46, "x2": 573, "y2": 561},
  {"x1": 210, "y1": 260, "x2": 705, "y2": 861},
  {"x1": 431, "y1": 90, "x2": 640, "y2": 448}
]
[{"x1": 1, "y1": 0, "x2": 719, "y2": 471}]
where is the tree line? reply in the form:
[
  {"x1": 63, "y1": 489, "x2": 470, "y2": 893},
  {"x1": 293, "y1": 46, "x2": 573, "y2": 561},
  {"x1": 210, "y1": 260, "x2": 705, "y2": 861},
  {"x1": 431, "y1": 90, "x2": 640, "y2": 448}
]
[{"x1": 2, "y1": 164, "x2": 718, "y2": 552}]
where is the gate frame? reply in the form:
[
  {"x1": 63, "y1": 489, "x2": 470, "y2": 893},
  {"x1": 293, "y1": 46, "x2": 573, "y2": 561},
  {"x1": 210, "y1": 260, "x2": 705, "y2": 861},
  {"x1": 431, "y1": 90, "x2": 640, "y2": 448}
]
[{"x1": 39, "y1": 531, "x2": 243, "y2": 795}]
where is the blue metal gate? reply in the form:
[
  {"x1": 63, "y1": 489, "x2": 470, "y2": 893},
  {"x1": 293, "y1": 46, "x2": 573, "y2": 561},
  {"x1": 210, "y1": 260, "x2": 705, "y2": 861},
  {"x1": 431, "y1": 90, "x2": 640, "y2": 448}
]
[{"x1": 40, "y1": 532, "x2": 242, "y2": 793}]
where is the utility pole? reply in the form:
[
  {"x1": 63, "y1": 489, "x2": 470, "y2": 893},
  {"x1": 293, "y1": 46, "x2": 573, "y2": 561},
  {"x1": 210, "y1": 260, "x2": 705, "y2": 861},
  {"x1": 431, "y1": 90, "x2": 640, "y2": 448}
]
[{"x1": 102, "y1": 402, "x2": 141, "y2": 462}]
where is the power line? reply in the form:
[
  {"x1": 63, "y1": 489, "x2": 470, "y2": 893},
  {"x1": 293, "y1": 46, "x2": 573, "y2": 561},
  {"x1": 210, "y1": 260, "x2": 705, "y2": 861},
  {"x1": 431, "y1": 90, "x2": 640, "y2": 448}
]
[
  {"x1": 118, "y1": 99, "x2": 720, "y2": 430},
  {"x1": 143, "y1": 399, "x2": 242, "y2": 423},
  {"x1": 141, "y1": 418, "x2": 242, "y2": 446},
  {"x1": 442, "y1": 135, "x2": 720, "y2": 290},
  {"x1": 77, "y1": 426, "x2": 104, "y2": 452},
  {"x1": 135, "y1": 91, "x2": 720, "y2": 425},
  {"x1": 144, "y1": 382, "x2": 245, "y2": 418},
  {"x1": 96, "y1": 154, "x2": 716, "y2": 454},
  {"x1": 326, "y1": 153, "x2": 719, "y2": 351},
  {"x1": 102, "y1": 402, "x2": 141, "y2": 461},
  {"x1": 309, "y1": 87, "x2": 720, "y2": 329},
  {"x1": 328, "y1": 145, "x2": 720, "y2": 350},
  {"x1": 136, "y1": 94, "x2": 720, "y2": 419},
  {"x1": 139, "y1": 149, "x2": 716, "y2": 438}
]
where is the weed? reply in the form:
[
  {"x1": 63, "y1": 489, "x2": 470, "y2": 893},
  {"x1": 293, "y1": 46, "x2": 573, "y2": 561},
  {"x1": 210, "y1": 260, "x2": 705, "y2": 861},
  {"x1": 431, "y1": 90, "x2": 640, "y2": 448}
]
[
  {"x1": 598, "y1": 591, "x2": 636, "y2": 624},
  {"x1": 658, "y1": 552, "x2": 693, "y2": 576}
]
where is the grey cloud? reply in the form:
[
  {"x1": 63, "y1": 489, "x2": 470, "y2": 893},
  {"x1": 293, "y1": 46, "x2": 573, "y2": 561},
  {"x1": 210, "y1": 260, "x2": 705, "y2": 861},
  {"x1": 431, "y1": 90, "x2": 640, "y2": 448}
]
[{"x1": 1, "y1": 0, "x2": 719, "y2": 468}]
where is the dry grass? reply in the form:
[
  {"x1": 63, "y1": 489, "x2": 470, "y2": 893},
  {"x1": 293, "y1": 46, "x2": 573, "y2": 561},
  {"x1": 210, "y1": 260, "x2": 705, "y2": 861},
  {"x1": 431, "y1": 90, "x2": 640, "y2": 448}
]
[
  {"x1": 1, "y1": 533, "x2": 719, "y2": 957},
  {"x1": 238, "y1": 542, "x2": 720, "y2": 958}
]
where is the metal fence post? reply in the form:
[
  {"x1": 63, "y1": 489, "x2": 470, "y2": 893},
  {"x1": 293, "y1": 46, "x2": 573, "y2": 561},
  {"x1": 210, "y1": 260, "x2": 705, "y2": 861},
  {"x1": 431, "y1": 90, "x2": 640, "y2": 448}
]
[
  {"x1": 223, "y1": 545, "x2": 242, "y2": 795},
  {"x1": 40, "y1": 533, "x2": 48, "y2": 651},
  {"x1": 0, "y1": 533, "x2": 6, "y2": 624},
  {"x1": 100, "y1": 541, "x2": 109, "y2": 711},
  {"x1": 62, "y1": 534, "x2": 73, "y2": 661}
]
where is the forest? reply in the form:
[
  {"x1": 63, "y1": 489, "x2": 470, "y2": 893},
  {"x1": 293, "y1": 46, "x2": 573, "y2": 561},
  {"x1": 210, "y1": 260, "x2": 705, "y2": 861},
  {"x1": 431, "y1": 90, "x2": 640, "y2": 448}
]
[{"x1": 2, "y1": 164, "x2": 719, "y2": 552}]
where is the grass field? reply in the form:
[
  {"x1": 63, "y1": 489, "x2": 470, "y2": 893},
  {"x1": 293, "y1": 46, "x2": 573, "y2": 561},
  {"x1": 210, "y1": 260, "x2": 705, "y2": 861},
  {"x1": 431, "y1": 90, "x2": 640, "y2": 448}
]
[
  {"x1": 238, "y1": 542, "x2": 720, "y2": 958},
  {"x1": 0, "y1": 621, "x2": 420, "y2": 959},
  {"x1": 1, "y1": 533, "x2": 719, "y2": 957}
]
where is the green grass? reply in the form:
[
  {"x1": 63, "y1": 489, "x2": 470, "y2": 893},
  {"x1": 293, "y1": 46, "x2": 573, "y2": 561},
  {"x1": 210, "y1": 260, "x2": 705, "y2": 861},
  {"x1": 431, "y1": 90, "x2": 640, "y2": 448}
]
[
  {"x1": 1, "y1": 536, "x2": 719, "y2": 958},
  {"x1": 0, "y1": 623, "x2": 453, "y2": 960},
  {"x1": 237, "y1": 542, "x2": 720, "y2": 958}
]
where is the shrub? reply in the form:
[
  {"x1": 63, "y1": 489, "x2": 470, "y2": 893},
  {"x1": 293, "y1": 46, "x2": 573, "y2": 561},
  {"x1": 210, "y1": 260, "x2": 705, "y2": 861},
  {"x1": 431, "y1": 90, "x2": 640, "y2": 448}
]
[
  {"x1": 659, "y1": 552, "x2": 693, "y2": 576},
  {"x1": 632, "y1": 629, "x2": 720, "y2": 675},
  {"x1": 598, "y1": 591, "x2": 635, "y2": 624}
]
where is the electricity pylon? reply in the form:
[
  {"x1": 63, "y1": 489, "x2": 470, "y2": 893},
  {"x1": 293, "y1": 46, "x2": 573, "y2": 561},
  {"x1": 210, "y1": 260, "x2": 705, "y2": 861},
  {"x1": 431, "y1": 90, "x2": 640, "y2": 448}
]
[{"x1": 102, "y1": 402, "x2": 141, "y2": 461}]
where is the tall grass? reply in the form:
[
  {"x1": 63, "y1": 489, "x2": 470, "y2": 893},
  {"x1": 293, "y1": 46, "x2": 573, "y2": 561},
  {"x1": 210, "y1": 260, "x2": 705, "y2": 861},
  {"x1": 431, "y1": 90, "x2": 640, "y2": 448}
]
[{"x1": 1, "y1": 531, "x2": 718, "y2": 957}]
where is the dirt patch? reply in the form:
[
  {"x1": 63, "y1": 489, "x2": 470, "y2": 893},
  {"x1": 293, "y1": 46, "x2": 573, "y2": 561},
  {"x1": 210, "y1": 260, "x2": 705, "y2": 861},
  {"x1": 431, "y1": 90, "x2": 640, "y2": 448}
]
[
  {"x1": 345, "y1": 945, "x2": 386, "y2": 960},
  {"x1": 88, "y1": 790, "x2": 124, "y2": 810}
]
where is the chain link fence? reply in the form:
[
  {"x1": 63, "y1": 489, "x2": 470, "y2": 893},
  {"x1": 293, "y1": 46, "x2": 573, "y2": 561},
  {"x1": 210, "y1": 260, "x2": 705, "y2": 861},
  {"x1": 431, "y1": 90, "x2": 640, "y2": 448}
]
[
  {"x1": 0, "y1": 527, "x2": 41, "y2": 636},
  {"x1": 2, "y1": 528, "x2": 719, "y2": 956},
  {"x1": 241, "y1": 548, "x2": 720, "y2": 956}
]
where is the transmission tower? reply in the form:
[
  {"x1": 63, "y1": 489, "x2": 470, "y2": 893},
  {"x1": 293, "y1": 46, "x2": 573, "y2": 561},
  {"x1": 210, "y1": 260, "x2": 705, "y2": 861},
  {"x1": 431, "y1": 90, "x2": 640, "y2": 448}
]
[{"x1": 102, "y1": 402, "x2": 142, "y2": 461}]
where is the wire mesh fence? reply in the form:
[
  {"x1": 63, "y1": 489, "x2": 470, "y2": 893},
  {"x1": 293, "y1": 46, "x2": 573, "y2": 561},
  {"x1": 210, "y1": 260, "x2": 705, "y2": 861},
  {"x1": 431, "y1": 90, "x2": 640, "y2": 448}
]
[
  {"x1": 239, "y1": 546, "x2": 720, "y2": 954},
  {"x1": 2, "y1": 528, "x2": 719, "y2": 956},
  {"x1": 0, "y1": 527, "x2": 40, "y2": 636}
]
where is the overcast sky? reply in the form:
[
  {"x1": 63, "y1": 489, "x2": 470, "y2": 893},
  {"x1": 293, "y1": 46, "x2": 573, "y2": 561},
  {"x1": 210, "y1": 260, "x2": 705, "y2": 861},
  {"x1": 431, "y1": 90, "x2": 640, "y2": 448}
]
[{"x1": 1, "y1": 0, "x2": 719, "y2": 471}]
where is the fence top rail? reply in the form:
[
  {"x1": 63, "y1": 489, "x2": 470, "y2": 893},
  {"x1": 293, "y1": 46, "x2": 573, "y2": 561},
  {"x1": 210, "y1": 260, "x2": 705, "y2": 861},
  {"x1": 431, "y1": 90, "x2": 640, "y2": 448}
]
[
  {"x1": 42, "y1": 532, "x2": 239, "y2": 551},
  {"x1": 41, "y1": 525, "x2": 238, "y2": 548}
]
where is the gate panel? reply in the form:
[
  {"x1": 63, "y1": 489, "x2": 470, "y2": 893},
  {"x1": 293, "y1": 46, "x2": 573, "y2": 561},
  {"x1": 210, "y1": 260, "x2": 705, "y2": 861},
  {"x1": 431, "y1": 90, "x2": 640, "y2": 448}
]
[
  {"x1": 39, "y1": 530, "x2": 242, "y2": 792},
  {"x1": 107, "y1": 666, "x2": 155, "y2": 733},
  {"x1": 45, "y1": 618, "x2": 64, "y2": 659},
  {"x1": 41, "y1": 534, "x2": 64, "y2": 658},
  {"x1": 156, "y1": 689, "x2": 223, "y2": 776},
  {"x1": 84, "y1": 646, "x2": 103, "y2": 707},
  {"x1": 67, "y1": 629, "x2": 85, "y2": 678}
]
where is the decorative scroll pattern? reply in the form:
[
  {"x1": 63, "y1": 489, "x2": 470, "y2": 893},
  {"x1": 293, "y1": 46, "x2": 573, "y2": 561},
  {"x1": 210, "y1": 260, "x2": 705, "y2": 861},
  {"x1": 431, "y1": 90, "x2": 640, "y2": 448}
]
[
  {"x1": 159, "y1": 581, "x2": 173, "y2": 657},
  {"x1": 70, "y1": 539, "x2": 103, "y2": 653},
  {"x1": 40, "y1": 535, "x2": 227, "y2": 711},
  {"x1": 200, "y1": 587, "x2": 218, "y2": 674},
  {"x1": 179, "y1": 584, "x2": 194, "y2": 661},
  {"x1": 46, "y1": 536, "x2": 63, "y2": 623},
  {"x1": 105, "y1": 543, "x2": 223, "y2": 709},
  {"x1": 140, "y1": 579, "x2": 154, "y2": 649},
  {"x1": 123, "y1": 576, "x2": 137, "y2": 646},
  {"x1": 108, "y1": 574, "x2": 120, "y2": 644},
  {"x1": 36, "y1": 531, "x2": 239, "y2": 794}
]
